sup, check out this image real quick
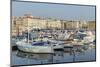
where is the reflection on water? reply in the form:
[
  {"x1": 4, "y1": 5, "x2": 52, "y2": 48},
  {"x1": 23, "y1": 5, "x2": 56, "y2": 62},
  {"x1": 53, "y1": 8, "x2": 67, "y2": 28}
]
[
  {"x1": 11, "y1": 48, "x2": 96, "y2": 66},
  {"x1": 16, "y1": 51, "x2": 53, "y2": 62}
]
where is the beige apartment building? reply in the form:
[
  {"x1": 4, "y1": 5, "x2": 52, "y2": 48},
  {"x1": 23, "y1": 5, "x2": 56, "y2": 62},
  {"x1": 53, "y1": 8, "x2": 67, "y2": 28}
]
[
  {"x1": 61, "y1": 20, "x2": 80, "y2": 30},
  {"x1": 46, "y1": 19, "x2": 61, "y2": 29},
  {"x1": 12, "y1": 14, "x2": 62, "y2": 36},
  {"x1": 12, "y1": 14, "x2": 96, "y2": 36},
  {"x1": 12, "y1": 16, "x2": 24, "y2": 36},
  {"x1": 87, "y1": 21, "x2": 96, "y2": 30},
  {"x1": 62, "y1": 20, "x2": 96, "y2": 30},
  {"x1": 77, "y1": 20, "x2": 96, "y2": 30},
  {"x1": 23, "y1": 14, "x2": 47, "y2": 30}
]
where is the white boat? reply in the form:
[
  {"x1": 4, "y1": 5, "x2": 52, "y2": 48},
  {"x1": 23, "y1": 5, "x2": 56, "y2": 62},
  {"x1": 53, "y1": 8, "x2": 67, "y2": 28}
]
[
  {"x1": 33, "y1": 37, "x2": 64, "y2": 50},
  {"x1": 16, "y1": 39, "x2": 54, "y2": 53},
  {"x1": 48, "y1": 39, "x2": 64, "y2": 50}
]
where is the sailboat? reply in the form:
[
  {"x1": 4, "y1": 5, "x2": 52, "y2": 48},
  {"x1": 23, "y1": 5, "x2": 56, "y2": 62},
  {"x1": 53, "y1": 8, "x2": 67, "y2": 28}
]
[
  {"x1": 16, "y1": 38, "x2": 54, "y2": 53},
  {"x1": 16, "y1": 21, "x2": 55, "y2": 53}
]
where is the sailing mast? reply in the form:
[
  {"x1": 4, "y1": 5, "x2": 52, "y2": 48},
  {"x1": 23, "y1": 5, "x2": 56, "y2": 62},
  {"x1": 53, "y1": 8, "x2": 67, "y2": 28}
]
[{"x1": 26, "y1": 14, "x2": 29, "y2": 44}]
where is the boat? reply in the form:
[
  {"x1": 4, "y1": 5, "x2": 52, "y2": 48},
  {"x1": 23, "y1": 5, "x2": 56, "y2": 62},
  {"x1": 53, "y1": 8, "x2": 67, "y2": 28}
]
[
  {"x1": 47, "y1": 39, "x2": 64, "y2": 50},
  {"x1": 16, "y1": 38, "x2": 54, "y2": 53}
]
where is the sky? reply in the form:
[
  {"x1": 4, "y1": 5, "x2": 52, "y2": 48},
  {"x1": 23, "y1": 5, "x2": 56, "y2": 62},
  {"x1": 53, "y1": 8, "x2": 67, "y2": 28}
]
[{"x1": 12, "y1": 1, "x2": 96, "y2": 21}]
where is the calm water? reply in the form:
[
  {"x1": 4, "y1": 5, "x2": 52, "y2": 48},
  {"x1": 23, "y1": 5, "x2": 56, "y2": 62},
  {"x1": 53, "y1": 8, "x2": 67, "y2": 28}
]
[{"x1": 11, "y1": 48, "x2": 96, "y2": 66}]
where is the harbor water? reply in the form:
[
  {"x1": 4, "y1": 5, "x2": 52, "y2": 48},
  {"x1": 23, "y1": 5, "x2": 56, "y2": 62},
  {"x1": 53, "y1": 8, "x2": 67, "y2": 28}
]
[
  {"x1": 11, "y1": 30, "x2": 96, "y2": 66},
  {"x1": 11, "y1": 48, "x2": 95, "y2": 66}
]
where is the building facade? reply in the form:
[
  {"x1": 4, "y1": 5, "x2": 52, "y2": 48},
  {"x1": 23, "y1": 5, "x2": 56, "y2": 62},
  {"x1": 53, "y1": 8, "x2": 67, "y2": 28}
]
[{"x1": 12, "y1": 14, "x2": 96, "y2": 36}]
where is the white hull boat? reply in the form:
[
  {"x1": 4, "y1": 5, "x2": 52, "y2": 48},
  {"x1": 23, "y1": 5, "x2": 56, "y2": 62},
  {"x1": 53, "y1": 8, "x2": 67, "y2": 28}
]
[
  {"x1": 17, "y1": 45, "x2": 54, "y2": 53},
  {"x1": 48, "y1": 39, "x2": 64, "y2": 49},
  {"x1": 16, "y1": 39, "x2": 54, "y2": 53}
]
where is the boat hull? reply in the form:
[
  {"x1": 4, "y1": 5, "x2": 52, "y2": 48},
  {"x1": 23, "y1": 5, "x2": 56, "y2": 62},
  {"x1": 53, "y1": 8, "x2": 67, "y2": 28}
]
[
  {"x1": 16, "y1": 41, "x2": 54, "y2": 53},
  {"x1": 53, "y1": 45, "x2": 64, "y2": 50},
  {"x1": 17, "y1": 45, "x2": 54, "y2": 53}
]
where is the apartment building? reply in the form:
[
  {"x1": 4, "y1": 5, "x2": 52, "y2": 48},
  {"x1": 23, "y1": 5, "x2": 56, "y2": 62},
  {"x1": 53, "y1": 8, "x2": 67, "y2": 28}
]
[{"x1": 12, "y1": 14, "x2": 96, "y2": 36}]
